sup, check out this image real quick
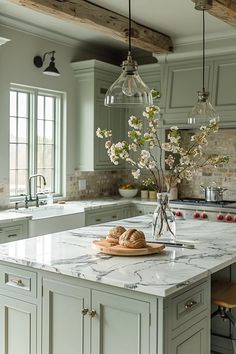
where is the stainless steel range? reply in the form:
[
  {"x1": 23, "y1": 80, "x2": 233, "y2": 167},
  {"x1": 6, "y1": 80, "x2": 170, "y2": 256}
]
[{"x1": 170, "y1": 198, "x2": 236, "y2": 222}]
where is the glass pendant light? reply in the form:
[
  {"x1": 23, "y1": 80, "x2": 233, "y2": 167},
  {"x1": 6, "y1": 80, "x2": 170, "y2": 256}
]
[
  {"x1": 104, "y1": 0, "x2": 153, "y2": 107},
  {"x1": 188, "y1": 0, "x2": 219, "y2": 125}
]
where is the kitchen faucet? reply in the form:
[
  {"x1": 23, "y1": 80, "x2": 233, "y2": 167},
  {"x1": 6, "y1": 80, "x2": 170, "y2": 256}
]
[{"x1": 27, "y1": 174, "x2": 47, "y2": 206}]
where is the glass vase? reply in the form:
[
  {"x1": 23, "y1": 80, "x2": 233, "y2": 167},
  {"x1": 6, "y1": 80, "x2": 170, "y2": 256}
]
[{"x1": 152, "y1": 193, "x2": 176, "y2": 240}]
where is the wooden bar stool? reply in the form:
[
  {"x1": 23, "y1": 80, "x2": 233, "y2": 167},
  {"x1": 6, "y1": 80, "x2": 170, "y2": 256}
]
[{"x1": 211, "y1": 281, "x2": 236, "y2": 353}]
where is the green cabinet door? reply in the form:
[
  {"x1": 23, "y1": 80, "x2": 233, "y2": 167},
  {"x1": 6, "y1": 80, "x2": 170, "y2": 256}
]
[
  {"x1": 42, "y1": 278, "x2": 90, "y2": 354},
  {"x1": 91, "y1": 290, "x2": 150, "y2": 354},
  {"x1": 171, "y1": 317, "x2": 209, "y2": 354},
  {"x1": 95, "y1": 101, "x2": 125, "y2": 170},
  {"x1": 0, "y1": 295, "x2": 37, "y2": 354}
]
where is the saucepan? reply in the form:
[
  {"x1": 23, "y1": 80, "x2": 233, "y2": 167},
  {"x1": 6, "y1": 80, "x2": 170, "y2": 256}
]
[{"x1": 200, "y1": 185, "x2": 227, "y2": 202}]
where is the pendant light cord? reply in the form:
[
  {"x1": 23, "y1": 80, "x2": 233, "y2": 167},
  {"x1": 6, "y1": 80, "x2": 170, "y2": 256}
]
[
  {"x1": 202, "y1": 9, "x2": 206, "y2": 92},
  {"x1": 128, "y1": 0, "x2": 131, "y2": 53}
]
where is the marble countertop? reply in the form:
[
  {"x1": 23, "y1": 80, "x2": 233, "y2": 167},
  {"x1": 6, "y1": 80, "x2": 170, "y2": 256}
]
[
  {"x1": 0, "y1": 211, "x2": 31, "y2": 224},
  {"x1": 1, "y1": 197, "x2": 156, "y2": 221},
  {"x1": 0, "y1": 215, "x2": 235, "y2": 297}
]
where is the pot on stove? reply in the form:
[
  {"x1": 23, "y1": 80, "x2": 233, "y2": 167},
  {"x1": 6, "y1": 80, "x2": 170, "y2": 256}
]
[{"x1": 200, "y1": 184, "x2": 227, "y2": 202}]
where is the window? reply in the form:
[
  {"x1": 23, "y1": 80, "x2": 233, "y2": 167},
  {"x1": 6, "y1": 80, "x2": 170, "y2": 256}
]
[{"x1": 9, "y1": 85, "x2": 63, "y2": 197}]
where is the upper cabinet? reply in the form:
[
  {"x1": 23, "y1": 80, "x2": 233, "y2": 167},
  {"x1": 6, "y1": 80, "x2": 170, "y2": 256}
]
[
  {"x1": 160, "y1": 53, "x2": 236, "y2": 127},
  {"x1": 71, "y1": 60, "x2": 126, "y2": 171}
]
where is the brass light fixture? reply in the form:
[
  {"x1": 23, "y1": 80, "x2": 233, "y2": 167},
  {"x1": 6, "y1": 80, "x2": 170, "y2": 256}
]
[
  {"x1": 33, "y1": 50, "x2": 60, "y2": 77},
  {"x1": 104, "y1": 0, "x2": 153, "y2": 107},
  {"x1": 188, "y1": 0, "x2": 219, "y2": 125}
]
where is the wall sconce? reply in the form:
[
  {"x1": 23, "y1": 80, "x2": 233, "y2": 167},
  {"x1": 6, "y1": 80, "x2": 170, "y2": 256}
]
[{"x1": 33, "y1": 50, "x2": 60, "y2": 76}]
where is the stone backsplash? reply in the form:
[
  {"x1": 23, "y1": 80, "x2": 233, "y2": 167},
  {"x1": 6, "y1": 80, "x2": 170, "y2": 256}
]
[
  {"x1": 67, "y1": 128, "x2": 236, "y2": 201},
  {"x1": 178, "y1": 128, "x2": 236, "y2": 200},
  {"x1": 66, "y1": 169, "x2": 135, "y2": 200}
]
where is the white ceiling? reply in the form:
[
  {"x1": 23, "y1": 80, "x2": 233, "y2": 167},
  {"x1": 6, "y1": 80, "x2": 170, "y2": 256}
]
[{"x1": 0, "y1": 0, "x2": 236, "y2": 51}]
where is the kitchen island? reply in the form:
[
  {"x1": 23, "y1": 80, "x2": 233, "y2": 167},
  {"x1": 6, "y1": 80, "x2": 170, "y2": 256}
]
[{"x1": 0, "y1": 215, "x2": 235, "y2": 354}]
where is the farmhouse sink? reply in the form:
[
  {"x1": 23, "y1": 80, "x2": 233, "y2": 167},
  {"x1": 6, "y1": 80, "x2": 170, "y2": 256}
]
[
  {"x1": 16, "y1": 205, "x2": 78, "y2": 219},
  {"x1": 14, "y1": 205, "x2": 85, "y2": 237}
]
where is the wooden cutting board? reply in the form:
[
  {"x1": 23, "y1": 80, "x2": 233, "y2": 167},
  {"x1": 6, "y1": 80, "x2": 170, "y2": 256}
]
[{"x1": 92, "y1": 239, "x2": 165, "y2": 256}]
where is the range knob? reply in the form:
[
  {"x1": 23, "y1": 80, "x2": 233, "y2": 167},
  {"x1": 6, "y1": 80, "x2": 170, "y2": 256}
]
[
  {"x1": 225, "y1": 214, "x2": 232, "y2": 222},
  {"x1": 193, "y1": 212, "x2": 200, "y2": 219},
  {"x1": 234, "y1": 216, "x2": 236, "y2": 223},
  {"x1": 201, "y1": 212, "x2": 207, "y2": 219},
  {"x1": 175, "y1": 210, "x2": 182, "y2": 217},
  {"x1": 217, "y1": 213, "x2": 224, "y2": 221}
]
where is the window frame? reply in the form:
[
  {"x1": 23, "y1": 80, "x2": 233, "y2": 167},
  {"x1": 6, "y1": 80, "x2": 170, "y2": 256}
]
[{"x1": 9, "y1": 84, "x2": 64, "y2": 199}]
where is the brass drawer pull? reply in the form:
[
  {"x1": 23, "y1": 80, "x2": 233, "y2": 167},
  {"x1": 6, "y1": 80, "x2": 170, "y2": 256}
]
[
  {"x1": 7, "y1": 234, "x2": 18, "y2": 238},
  {"x1": 95, "y1": 219, "x2": 101, "y2": 222},
  {"x1": 184, "y1": 300, "x2": 197, "y2": 310},
  {"x1": 88, "y1": 309, "x2": 97, "y2": 317},
  {"x1": 81, "y1": 308, "x2": 89, "y2": 316},
  {"x1": 11, "y1": 279, "x2": 25, "y2": 287}
]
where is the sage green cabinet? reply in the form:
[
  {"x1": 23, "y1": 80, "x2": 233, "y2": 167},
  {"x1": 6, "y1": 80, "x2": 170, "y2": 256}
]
[
  {"x1": 42, "y1": 278, "x2": 90, "y2": 354},
  {"x1": 71, "y1": 60, "x2": 126, "y2": 171},
  {"x1": 91, "y1": 290, "x2": 150, "y2": 354},
  {"x1": 42, "y1": 278, "x2": 150, "y2": 354},
  {"x1": 0, "y1": 295, "x2": 37, "y2": 354},
  {"x1": 0, "y1": 220, "x2": 28, "y2": 244},
  {"x1": 171, "y1": 317, "x2": 209, "y2": 354},
  {"x1": 134, "y1": 203, "x2": 156, "y2": 216},
  {"x1": 85, "y1": 204, "x2": 135, "y2": 226}
]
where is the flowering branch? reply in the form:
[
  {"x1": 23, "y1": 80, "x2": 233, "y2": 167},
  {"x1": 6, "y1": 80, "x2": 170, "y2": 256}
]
[{"x1": 96, "y1": 105, "x2": 229, "y2": 192}]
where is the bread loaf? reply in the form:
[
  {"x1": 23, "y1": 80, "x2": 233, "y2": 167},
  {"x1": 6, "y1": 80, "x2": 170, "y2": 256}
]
[
  {"x1": 119, "y1": 228, "x2": 146, "y2": 249},
  {"x1": 106, "y1": 226, "x2": 126, "y2": 244}
]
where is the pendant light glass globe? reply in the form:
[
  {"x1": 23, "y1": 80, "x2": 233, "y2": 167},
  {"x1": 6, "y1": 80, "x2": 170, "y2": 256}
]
[
  {"x1": 188, "y1": 91, "x2": 219, "y2": 125},
  {"x1": 104, "y1": 0, "x2": 153, "y2": 107},
  {"x1": 104, "y1": 52, "x2": 153, "y2": 107},
  {"x1": 188, "y1": 0, "x2": 219, "y2": 125}
]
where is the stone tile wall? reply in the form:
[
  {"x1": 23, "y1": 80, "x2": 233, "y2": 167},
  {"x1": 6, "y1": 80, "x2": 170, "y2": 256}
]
[
  {"x1": 178, "y1": 128, "x2": 236, "y2": 200},
  {"x1": 66, "y1": 170, "x2": 135, "y2": 200}
]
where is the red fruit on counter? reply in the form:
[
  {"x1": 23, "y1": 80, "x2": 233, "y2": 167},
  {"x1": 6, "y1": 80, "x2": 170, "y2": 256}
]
[
  {"x1": 175, "y1": 210, "x2": 182, "y2": 217},
  {"x1": 193, "y1": 212, "x2": 200, "y2": 219},
  {"x1": 233, "y1": 215, "x2": 236, "y2": 222},
  {"x1": 201, "y1": 213, "x2": 207, "y2": 219},
  {"x1": 225, "y1": 214, "x2": 232, "y2": 222},
  {"x1": 217, "y1": 214, "x2": 224, "y2": 220}
]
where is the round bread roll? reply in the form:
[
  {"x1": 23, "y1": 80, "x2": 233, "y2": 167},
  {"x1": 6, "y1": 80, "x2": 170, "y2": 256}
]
[
  {"x1": 119, "y1": 228, "x2": 146, "y2": 249},
  {"x1": 106, "y1": 226, "x2": 126, "y2": 244}
]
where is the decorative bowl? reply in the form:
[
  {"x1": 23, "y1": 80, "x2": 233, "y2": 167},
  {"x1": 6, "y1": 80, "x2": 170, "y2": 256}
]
[{"x1": 118, "y1": 188, "x2": 138, "y2": 198}]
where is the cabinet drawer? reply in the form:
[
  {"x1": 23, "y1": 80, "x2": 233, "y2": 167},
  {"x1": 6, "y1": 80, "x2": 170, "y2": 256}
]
[
  {"x1": 0, "y1": 264, "x2": 37, "y2": 298},
  {"x1": 0, "y1": 223, "x2": 27, "y2": 244},
  {"x1": 170, "y1": 281, "x2": 209, "y2": 330},
  {"x1": 85, "y1": 209, "x2": 122, "y2": 226}
]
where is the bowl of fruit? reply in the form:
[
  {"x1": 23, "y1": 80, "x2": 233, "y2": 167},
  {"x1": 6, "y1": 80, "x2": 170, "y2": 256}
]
[{"x1": 118, "y1": 184, "x2": 138, "y2": 198}]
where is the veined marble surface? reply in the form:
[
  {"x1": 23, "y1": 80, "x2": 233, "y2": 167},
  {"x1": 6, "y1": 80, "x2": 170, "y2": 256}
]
[
  {"x1": 0, "y1": 211, "x2": 31, "y2": 224},
  {"x1": 0, "y1": 215, "x2": 235, "y2": 297}
]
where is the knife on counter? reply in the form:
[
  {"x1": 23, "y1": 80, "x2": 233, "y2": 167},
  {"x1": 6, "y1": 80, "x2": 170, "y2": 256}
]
[{"x1": 147, "y1": 240, "x2": 195, "y2": 249}]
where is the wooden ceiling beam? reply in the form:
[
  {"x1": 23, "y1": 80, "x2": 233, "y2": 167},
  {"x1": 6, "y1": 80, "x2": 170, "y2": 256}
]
[
  {"x1": 193, "y1": 0, "x2": 236, "y2": 27},
  {"x1": 9, "y1": 0, "x2": 173, "y2": 54}
]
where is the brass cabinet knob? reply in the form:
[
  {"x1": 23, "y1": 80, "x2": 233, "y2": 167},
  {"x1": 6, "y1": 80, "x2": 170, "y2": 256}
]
[
  {"x1": 88, "y1": 309, "x2": 97, "y2": 317},
  {"x1": 11, "y1": 279, "x2": 24, "y2": 287},
  {"x1": 81, "y1": 308, "x2": 89, "y2": 316},
  {"x1": 184, "y1": 300, "x2": 197, "y2": 310}
]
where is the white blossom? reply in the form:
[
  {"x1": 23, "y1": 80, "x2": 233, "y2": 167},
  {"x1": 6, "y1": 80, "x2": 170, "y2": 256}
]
[{"x1": 132, "y1": 169, "x2": 141, "y2": 179}]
